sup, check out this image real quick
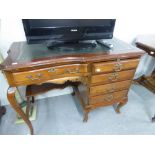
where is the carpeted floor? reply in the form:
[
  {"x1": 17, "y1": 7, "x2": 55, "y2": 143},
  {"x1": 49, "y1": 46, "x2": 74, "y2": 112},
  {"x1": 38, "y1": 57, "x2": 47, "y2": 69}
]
[{"x1": 0, "y1": 84, "x2": 155, "y2": 135}]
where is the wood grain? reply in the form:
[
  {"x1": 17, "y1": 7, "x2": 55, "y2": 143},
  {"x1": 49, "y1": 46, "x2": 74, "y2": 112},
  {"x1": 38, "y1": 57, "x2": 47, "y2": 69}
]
[
  {"x1": 92, "y1": 58, "x2": 139, "y2": 74},
  {"x1": 91, "y1": 70, "x2": 136, "y2": 85},
  {"x1": 89, "y1": 90, "x2": 128, "y2": 105},
  {"x1": 90, "y1": 80, "x2": 132, "y2": 96}
]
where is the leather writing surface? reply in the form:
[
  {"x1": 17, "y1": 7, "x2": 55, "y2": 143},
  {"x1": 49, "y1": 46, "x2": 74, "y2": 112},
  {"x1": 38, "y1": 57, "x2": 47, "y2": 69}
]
[{"x1": 11, "y1": 38, "x2": 140, "y2": 64}]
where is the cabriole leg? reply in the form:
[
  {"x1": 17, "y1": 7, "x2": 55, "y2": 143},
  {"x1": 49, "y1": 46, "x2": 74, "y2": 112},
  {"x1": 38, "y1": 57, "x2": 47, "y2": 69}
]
[
  {"x1": 152, "y1": 115, "x2": 155, "y2": 123},
  {"x1": 7, "y1": 87, "x2": 34, "y2": 135},
  {"x1": 26, "y1": 96, "x2": 31, "y2": 117},
  {"x1": 115, "y1": 97, "x2": 128, "y2": 113},
  {"x1": 83, "y1": 109, "x2": 89, "y2": 122}
]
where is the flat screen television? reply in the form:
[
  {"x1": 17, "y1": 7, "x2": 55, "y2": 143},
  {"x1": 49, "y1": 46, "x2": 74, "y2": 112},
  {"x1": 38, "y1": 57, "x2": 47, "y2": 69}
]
[{"x1": 22, "y1": 19, "x2": 116, "y2": 49}]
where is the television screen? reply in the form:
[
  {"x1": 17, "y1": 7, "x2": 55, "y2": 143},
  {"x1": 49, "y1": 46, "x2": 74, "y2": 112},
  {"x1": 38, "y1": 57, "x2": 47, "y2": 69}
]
[{"x1": 22, "y1": 19, "x2": 116, "y2": 44}]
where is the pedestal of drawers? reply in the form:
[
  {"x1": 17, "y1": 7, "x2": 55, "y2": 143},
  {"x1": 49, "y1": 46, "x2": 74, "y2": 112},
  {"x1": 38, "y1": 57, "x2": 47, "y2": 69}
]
[{"x1": 76, "y1": 58, "x2": 139, "y2": 122}]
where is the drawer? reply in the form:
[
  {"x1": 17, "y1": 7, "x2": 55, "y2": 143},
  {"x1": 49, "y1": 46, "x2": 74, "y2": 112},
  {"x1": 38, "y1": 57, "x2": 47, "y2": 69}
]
[
  {"x1": 89, "y1": 90, "x2": 128, "y2": 106},
  {"x1": 12, "y1": 64, "x2": 88, "y2": 85},
  {"x1": 90, "y1": 80, "x2": 131, "y2": 96},
  {"x1": 91, "y1": 69, "x2": 135, "y2": 85},
  {"x1": 93, "y1": 58, "x2": 139, "y2": 74}
]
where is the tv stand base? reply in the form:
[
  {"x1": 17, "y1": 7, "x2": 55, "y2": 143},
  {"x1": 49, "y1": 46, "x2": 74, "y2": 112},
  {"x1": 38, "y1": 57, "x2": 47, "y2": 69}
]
[{"x1": 47, "y1": 40, "x2": 97, "y2": 50}]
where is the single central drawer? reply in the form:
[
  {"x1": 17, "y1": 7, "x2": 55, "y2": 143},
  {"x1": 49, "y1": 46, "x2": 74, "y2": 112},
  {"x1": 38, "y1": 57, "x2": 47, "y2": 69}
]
[
  {"x1": 90, "y1": 80, "x2": 131, "y2": 96},
  {"x1": 91, "y1": 69, "x2": 135, "y2": 85},
  {"x1": 89, "y1": 90, "x2": 128, "y2": 106},
  {"x1": 12, "y1": 64, "x2": 88, "y2": 85},
  {"x1": 93, "y1": 58, "x2": 139, "y2": 74}
]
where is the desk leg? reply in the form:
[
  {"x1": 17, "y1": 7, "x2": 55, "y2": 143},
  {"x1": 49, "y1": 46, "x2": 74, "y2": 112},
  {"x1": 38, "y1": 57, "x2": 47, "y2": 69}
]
[
  {"x1": 83, "y1": 109, "x2": 89, "y2": 122},
  {"x1": 0, "y1": 106, "x2": 6, "y2": 120},
  {"x1": 152, "y1": 115, "x2": 155, "y2": 123},
  {"x1": 115, "y1": 97, "x2": 128, "y2": 113},
  {"x1": 7, "y1": 87, "x2": 34, "y2": 135}
]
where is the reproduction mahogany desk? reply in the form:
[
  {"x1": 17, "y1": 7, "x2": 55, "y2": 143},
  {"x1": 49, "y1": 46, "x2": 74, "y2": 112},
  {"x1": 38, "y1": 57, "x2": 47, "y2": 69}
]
[
  {"x1": 0, "y1": 38, "x2": 144, "y2": 134},
  {"x1": 135, "y1": 35, "x2": 155, "y2": 122}
]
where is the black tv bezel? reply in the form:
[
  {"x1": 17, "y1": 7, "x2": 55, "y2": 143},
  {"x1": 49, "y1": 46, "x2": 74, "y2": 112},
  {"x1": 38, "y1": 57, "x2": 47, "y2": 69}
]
[{"x1": 22, "y1": 19, "x2": 116, "y2": 44}]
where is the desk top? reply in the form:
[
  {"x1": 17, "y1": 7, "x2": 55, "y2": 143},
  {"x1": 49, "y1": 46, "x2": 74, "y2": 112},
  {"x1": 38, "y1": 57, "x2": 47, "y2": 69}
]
[
  {"x1": 0, "y1": 38, "x2": 144, "y2": 71},
  {"x1": 136, "y1": 35, "x2": 155, "y2": 57}
]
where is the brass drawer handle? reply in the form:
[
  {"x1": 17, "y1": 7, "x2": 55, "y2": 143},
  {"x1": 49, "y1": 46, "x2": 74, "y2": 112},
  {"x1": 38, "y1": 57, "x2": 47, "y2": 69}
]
[
  {"x1": 48, "y1": 68, "x2": 57, "y2": 72},
  {"x1": 26, "y1": 73, "x2": 43, "y2": 81},
  {"x1": 104, "y1": 94, "x2": 114, "y2": 102},
  {"x1": 106, "y1": 84, "x2": 116, "y2": 92},
  {"x1": 65, "y1": 68, "x2": 79, "y2": 74},
  {"x1": 114, "y1": 63, "x2": 123, "y2": 71},
  {"x1": 108, "y1": 73, "x2": 119, "y2": 82}
]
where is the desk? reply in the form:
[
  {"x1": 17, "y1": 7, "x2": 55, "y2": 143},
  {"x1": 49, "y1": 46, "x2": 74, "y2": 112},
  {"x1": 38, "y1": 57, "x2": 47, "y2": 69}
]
[{"x1": 0, "y1": 38, "x2": 144, "y2": 134}]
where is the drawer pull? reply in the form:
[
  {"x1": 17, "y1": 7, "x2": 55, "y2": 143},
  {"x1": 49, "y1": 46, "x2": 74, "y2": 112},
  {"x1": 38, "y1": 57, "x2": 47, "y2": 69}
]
[
  {"x1": 114, "y1": 63, "x2": 123, "y2": 71},
  {"x1": 104, "y1": 94, "x2": 114, "y2": 101},
  {"x1": 108, "y1": 73, "x2": 119, "y2": 82},
  {"x1": 106, "y1": 84, "x2": 116, "y2": 92},
  {"x1": 26, "y1": 73, "x2": 43, "y2": 81},
  {"x1": 65, "y1": 68, "x2": 79, "y2": 74},
  {"x1": 48, "y1": 68, "x2": 56, "y2": 72}
]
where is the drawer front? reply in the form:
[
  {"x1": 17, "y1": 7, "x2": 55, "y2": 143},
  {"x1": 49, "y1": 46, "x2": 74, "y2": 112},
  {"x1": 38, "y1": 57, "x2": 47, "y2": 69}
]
[
  {"x1": 91, "y1": 69, "x2": 135, "y2": 85},
  {"x1": 90, "y1": 80, "x2": 131, "y2": 96},
  {"x1": 12, "y1": 64, "x2": 88, "y2": 85},
  {"x1": 93, "y1": 59, "x2": 139, "y2": 74},
  {"x1": 89, "y1": 90, "x2": 128, "y2": 106}
]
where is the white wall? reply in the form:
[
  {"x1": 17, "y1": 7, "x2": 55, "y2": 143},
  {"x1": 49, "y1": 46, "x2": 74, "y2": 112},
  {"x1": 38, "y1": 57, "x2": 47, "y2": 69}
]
[{"x1": 0, "y1": 19, "x2": 155, "y2": 105}]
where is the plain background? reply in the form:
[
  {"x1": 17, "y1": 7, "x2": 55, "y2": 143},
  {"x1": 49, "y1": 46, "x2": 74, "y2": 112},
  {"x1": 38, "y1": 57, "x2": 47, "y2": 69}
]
[{"x1": 0, "y1": 0, "x2": 155, "y2": 155}]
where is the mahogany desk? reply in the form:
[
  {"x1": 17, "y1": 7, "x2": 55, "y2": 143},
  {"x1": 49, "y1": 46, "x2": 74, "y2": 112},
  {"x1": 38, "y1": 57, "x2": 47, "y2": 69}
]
[{"x1": 0, "y1": 38, "x2": 144, "y2": 134}]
